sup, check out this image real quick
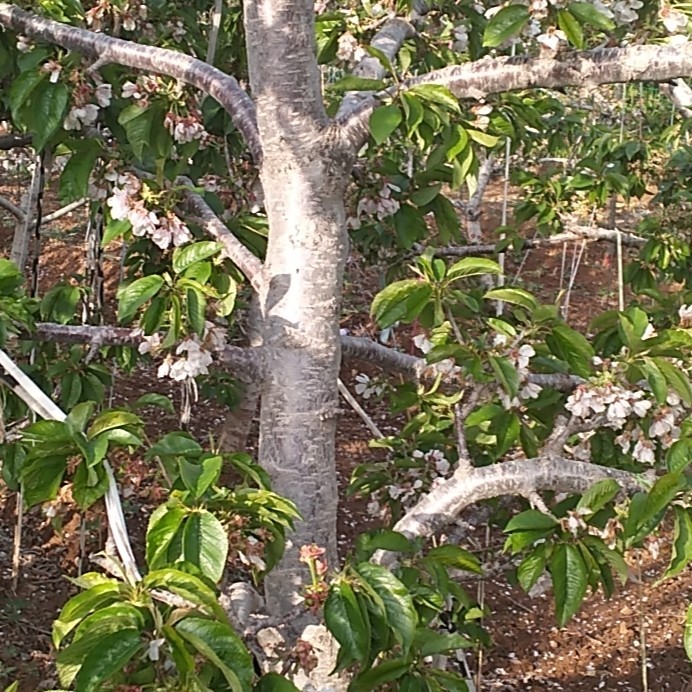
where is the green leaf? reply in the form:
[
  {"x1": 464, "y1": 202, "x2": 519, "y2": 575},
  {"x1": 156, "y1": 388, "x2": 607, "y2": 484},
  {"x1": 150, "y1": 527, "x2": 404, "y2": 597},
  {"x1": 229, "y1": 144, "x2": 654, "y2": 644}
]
[
  {"x1": 371, "y1": 280, "x2": 432, "y2": 328},
  {"x1": 117, "y1": 275, "x2": 165, "y2": 322},
  {"x1": 489, "y1": 355, "x2": 519, "y2": 398},
  {"x1": 350, "y1": 658, "x2": 411, "y2": 692},
  {"x1": 146, "y1": 503, "x2": 188, "y2": 569},
  {"x1": 175, "y1": 617, "x2": 254, "y2": 692},
  {"x1": 74, "y1": 629, "x2": 141, "y2": 692},
  {"x1": 569, "y1": 2, "x2": 615, "y2": 30},
  {"x1": 414, "y1": 629, "x2": 472, "y2": 656},
  {"x1": 651, "y1": 357, "x2": 692, "y2": 405},
  {"x1": 186, "y1": 286, "x2": 206, "y2": 337},
  {"x1": 423, "y1": 545, "x2": 483, "y2": 574},
  {"x1": 179, "y1": 455, "x2": 222, "y2": 499},
  {"x1": 517, "y1": 550, "x2": 547, "y2": 593},
  {"x1": 639, "y1": 472, "x2": 685, "y2": 530},
  {"x1": 557, "y1": 9, "x2": 584, "y2": 49},
  {"x1": 505, "y1": 509, "x2": 558, "y2": 533},
  {"x1": 87, "y1": 410, "x2": 141, "y2": 439},
  {"x1": 410, "y1": 184, "x2": 441, "y2": 207},
  {"x1": 9, "y1": 69, "x2": 46, "y2": 122},
  {"x1": 328, "y1": 76, "x2": 387, "y2": 92},
  {"x1": 407, "y1": 84, "x2": 460, "y2": 112},
  {"x1": 666, "y1": 438, "x2": 692, "y2": 474},
  {"x1": 21, "y1": 455, "x2": 67, "y2": 507},
  {"x1": 483, "y1": 287, "x2": 537, "y2": 312},
  {"x1": 31, "y1": 81, "x2": 69, "y2": 151},
  {"x1": 446, "y1": 257, "x2": 502, "y2": 281},
  {"x1": 369, "y1": 105, "x2": 403, "y2": 145},
  {"x1": 254, "y1": 673, "x2": 300, "y2": 691},
  {"x1": 354, "y1": 563, "x2": 417, "y2": 654},
  {"x1": 172, "y1": 241, "x2": 222, "y2": 275},
  {"x1": 324, "y1": 580, "x2": 370, "y2": 668},
  {"x1": 467, "y1": 129, "x2": 500, "y2": 148},
  {"x1": 659, "y1": 507, "x2": 692, "y2": 581},
  {"x1": 53, "y1": 582, "x2": 121, "y2": 648},
  {"x1": 59, "y1": 140, "x2": 102, "y2": 203},
  {"x1": 550, "y1": 544, "x2": 588, "y2": 627},
  {"x1": 685, "y1": 604, "x2": 692, "y2": 661},
  {"x1": 182, "y1": 510, "x2": 229, "y2": 583},
  {"x1": 546, "y1": 325, "x2": 593, "y2": 378},
  {"x1": 577, "y1": 479, "x2": 620, "y2": 516},
  {"x1": 483, "y1": 5, "x2": 531, "y2": 47},
  {"x1": 146, "y1": 432, "x2": 202, "y2": 459},
  {"x1": 117, "y1": 104, "x2": 154, "y2": 161},
  {"x1": 356, "y1": 530, "x2": 415, "y2": 559},
  {"x1": 142, "y1": 568, "x2": 225, "y2": 619}
]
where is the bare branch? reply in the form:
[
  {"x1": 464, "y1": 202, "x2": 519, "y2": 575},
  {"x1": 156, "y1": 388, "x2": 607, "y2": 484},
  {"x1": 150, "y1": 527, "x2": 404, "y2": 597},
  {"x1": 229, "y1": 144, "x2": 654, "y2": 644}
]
[
  {"x1": 42, "y1": 197, "x2": 88, "y2": 223},
  {"x1": 338, "y1": 43, "x2": 692, "y2": 149},
  {"x1": 0, "y1": 132, "x2": 31, "y2": 150},
  {"x1": 660, "y1": 78, "x2": 692, "y2": 118},
  {"x1": 341, "y1": 336, "x2": 583, "y2": 391},
  {"x1": 0, "y1": 194, "x2": 24, "y2": 220},
  {"x1": 373, "y1": 456, "x2": 645, "y2": 566},
  {"x1": 416, "y1": 225, "x2": 646, "y2": 259},
  {"x1": 542, "y1": 413, "x2": 605, "y2": 455},
  {"x1": 0, "y1": 3, "x2": 262, "y2": 162},
  {"x1": 179, "y1": 178, "x2": 264, "y2": 292},
  {"x1": 28, "y1": 322, "x2": 262, "y2": 376}
]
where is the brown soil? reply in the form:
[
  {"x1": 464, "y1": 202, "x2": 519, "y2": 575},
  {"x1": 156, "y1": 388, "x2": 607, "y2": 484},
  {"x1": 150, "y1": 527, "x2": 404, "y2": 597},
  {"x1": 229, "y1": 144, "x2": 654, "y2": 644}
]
[{"x1": 0, "y1": 176, "x2": 690, "y2": 691}]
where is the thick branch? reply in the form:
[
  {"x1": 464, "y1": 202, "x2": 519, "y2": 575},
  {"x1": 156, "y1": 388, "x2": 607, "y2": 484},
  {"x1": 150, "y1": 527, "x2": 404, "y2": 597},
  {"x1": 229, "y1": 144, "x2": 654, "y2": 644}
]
[
  {"x1": 0, "y1": 4, "x2": 262, "y2": 162},
  {"x1": 0, "y1": 194, "x2": 24, "y2": 220},
  {"x1": 339, "y1": 44, "x2": 692, "y2": 148},
  {"x1": 374, "y1": 456, "x2": 645, "y2": 566}
]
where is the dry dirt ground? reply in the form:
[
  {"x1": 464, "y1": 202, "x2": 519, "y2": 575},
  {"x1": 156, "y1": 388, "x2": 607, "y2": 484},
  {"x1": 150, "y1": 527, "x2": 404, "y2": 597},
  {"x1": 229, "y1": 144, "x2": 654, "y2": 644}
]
[{"x1": 0, "y1": 177, "x2": 690, "y2": 691}]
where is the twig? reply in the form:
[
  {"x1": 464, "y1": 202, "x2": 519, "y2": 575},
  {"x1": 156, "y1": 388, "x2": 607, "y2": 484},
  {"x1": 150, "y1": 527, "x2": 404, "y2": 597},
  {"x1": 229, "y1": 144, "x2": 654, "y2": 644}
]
[{"x1": 337, "y1": 377, "x2": 384, "y2": 439}]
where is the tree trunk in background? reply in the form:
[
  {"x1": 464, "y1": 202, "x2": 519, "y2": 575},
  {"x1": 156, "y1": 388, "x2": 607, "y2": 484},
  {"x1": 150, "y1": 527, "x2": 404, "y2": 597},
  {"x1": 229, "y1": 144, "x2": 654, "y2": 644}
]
[{"x1": 244, "y1": 0, "x2": 355, "y2": 615}]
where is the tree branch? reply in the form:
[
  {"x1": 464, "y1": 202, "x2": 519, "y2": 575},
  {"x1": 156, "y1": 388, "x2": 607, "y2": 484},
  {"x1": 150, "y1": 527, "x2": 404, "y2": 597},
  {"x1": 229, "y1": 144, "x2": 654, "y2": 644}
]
[
  {"x1": 341, "y1": 336, "x2": 583, "y2": 391},
  {"x1": 28, "y1": 322, "x2": 262, "y2": 376},
  {"x1": 0, "y1": 194, "x2": 24, "y2": 220},
  {"x1": 373, "y1": 456, "x2": 645, "y2": 566},
  {"x1": 179, "y1": 178, "x2": 264, "y2": 292},
  {"x1": 0, "y1": 3, "x2": 262, "y2": 162},
  {"x1": 417, "y1": 225, "x2": 646, "y2": 259},
  {"x1": 338, "y1": 43, "x2": 692, "y2": 149}
]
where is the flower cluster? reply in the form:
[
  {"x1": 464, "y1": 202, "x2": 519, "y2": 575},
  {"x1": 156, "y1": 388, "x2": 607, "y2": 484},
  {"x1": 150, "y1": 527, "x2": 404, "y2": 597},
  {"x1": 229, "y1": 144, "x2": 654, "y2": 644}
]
[
  {"x1": 367, "y1": 448, "x2": 453, "y2": 518},
  {"x1": 560, "y1": 509, "x2": 622, "y2": 548},
  {"x1": 354, "y1": 372, "x2": 386, "y2": 399},
  {"x1": 163, "y1": 110, "x2": 206, "y2": 144},
  {"x1": 121, "y1": 76, "x2": 160, "y2": 106},
  {"x1": 57, "y1": 77, "x2": 112, "y2": 131},
  {"x1": 413, "y1": 333, "x2": 458, "y2": 375},
  {"x1": 495, "y1": 342, "x2": 542, "y2": 409},
  {"x1": 86, "y1": 0, "x2": 147, "y2": 32},
  {"x1": 106, "y1": 173, "x2": 192, "y2": 250},
  {"x1": 347, "y1": 183, "x2": 401, "y2": 230},
  {"x1": 566, "y1": 382, "x2": 652, "y2": 427},
  {"x1": 336, "y1": 32, "x2": 366, "y2": 65},
  {"x1": 299, "y1": 544, "x2": 329, "y2": 614}
]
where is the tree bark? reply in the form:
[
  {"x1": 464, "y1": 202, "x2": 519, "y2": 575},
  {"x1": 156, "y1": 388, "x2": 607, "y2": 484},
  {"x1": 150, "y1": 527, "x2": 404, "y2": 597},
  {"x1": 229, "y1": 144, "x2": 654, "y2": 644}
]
[{"x1": 243, "y1": 0, "x2": 355, "y2": 618}]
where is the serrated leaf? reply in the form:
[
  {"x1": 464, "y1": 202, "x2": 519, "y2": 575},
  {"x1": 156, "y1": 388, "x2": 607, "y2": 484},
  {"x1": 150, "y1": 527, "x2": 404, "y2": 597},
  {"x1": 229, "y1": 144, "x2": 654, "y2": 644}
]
[
  {"x1": 355, "y1": 563, "x2": 417, "y2": 654},
  {"x1": 31, "y1": 81, "x2": 69, "y2": 151},
  {"x1": 483, "y1": 5, "x2": 531, "y2": 47},
  {"x1": 577, "y1": 479, "x2": 620, "y2": 516},
  {"x1": 484, "y1": 287, "x2": 537, "y2": 311},
  {"x1": 467, "y1": 129, "x2": 500, "y2": 148},
  {"x1": 557, "y1": 9, "x2": 584, "y2": 49},
  {"x1": 254, "y1": 673, "x2": 300, "y2": 691},
  {"x1": 369, "y1": 104, "x2": 403, "y2": 145},
  {"x1": 489, "y1": 355, "x2": 519, "y2": 398},
  {"x1": 74, "y1": 629, "x2": 141, "y2": 692},
  {"x1": 172, "y1": 241, "x2": 222, "y2": 275},
  {"x1": 186, "y1": 286, "x2": 206, "y2": 337},
  {"x1": 546, "y1": 325, "x2": 593, "y2": 378},
  {"x1": 180, "y1": 456, "x2": 222, "y2": 499},
  {"x1": 685, "y1": 605, "x2": 692, "y2": 661},
  {"x1": 175, "y1": 617, "x2": 253, "y2": 692},
  {"x1": 371, "y1": 280, "x2": 432, "y2": 328},
  {"x1": 505, "y1": 509, "x2": 558, "y2": 533},
  {"x1": 407, "y1": 84, "x2": 460, "y2": 112},
  {"x1": 550, "y1": 544, "x2": 588, "y2": 627},
  {"x1": 350, "y1": 658, "x2": 411, "y2": 692},
  {"x1": 117, "y1": 275, "x2": 164, "y2": 322},
  {"x1": 517, "y1": 550, "x2": 547, "y2": 592},
  {"x1": 87, "y1": 410, "x2": 141, "y2": 439},
  {"x1": 659, "y1": 507, "x2": 692, "y2": 581},
  {"x1": 146, "y1": 503, "x2": 188, "y2": 569},
  {"x1": 423, "y1": 544, "x2": 483, "y2": 574},
  {"x1": 324, "y1": 580, "x2": 370, "y2": 668},
  {"x1": 447, "y1": 257, "x2": 502, "y2": 281},
  {"x1": 328, "y1": 76, "x2": 387, "y2": 92},
  {"x1": 146, "y1": 432, "x2": 202, "y2": 459},
  {"x1": 569, "y1": 2, "x2": 615, "y2": 30},
  {"x1": 134, "y1": 393, "x2": 175, "y2": 413},
  {"x1": 182, "y1": 510, "x2": 229, "y2": 582}
]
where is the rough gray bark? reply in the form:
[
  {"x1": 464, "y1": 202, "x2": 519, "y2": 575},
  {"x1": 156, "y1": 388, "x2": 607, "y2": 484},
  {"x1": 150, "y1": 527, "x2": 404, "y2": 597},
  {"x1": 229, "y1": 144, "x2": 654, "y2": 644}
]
[{"x1": 243, "y1": 0, "x2": 355, "y2": 619}]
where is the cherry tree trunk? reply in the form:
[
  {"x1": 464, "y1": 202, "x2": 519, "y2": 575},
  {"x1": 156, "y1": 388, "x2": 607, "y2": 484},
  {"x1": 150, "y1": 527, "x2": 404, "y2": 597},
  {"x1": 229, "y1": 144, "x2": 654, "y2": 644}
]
[{"x1": 244, "y1": 0, "x2": 354, "y2": 616}]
